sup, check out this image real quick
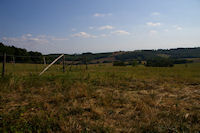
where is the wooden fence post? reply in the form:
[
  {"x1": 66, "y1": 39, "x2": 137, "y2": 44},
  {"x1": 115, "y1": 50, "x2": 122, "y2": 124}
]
[
  {"x1": 69, "y1": 63, "x2": 72, "y2": 71},
  {"x1": 13, "y1": 56, "x2": 15, "y2": 64},
  {"x1": 62, "y1": 54, "x2": 65, "y2": 73},
  {"x1": 2, "y1": 53, "x2": 6, "y2": 77},
  {"x1": 39, "y1": 54, "x2": 64, "y2": 76},
  {"x1": 43, "y1": 56, "x2": 46, "y2": 65}
]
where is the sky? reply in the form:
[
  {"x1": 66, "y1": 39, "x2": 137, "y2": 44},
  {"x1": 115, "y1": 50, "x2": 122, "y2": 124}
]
[{"x1": 0, "y1": 0, "x2": 200, "y2": 54}]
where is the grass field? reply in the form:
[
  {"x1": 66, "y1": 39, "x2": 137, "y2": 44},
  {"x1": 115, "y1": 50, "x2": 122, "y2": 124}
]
[{"x1": 0, "y1": 63, "x2": 200, "y2": 132}]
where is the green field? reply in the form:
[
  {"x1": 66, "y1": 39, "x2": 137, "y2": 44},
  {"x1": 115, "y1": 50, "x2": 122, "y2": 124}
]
[{"x1": 0, "y1": 63, "x2": 200, "y2": 132}]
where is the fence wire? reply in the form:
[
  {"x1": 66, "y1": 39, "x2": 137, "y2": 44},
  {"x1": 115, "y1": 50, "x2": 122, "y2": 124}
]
[{"x1": 0, "y1": 54, "x2": 89, "y2": 76}]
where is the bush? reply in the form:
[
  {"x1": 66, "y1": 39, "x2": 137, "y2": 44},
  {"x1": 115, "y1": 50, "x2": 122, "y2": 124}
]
[
  {"x1": 173, "y1": 59, "x2": 193, "y2": 64},
  {"x1": 113, "y1": 61, "x2": 126, "y2": 66},
  {"x1": 146, "y1": 57, "x2": 174, "y2": 67},
  {"x1": 102, "y1": 60, "x2": 112, "y2": 63},
  {"x1": 132, "y1": 60, "x2": 138, "y2": 67},
  {"x1": 126, "y1": 60, "x2": 138, "y2": 66}
]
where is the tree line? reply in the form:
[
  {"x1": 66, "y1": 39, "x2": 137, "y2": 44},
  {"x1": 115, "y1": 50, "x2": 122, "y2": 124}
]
[
  {"x1": 115, "y1": 47, "x2": 200, "y2": 61},
  {"x1": 0, "y1": 42, "x2": 198, "y2": 66},
  {"x1": 0, "y1": 42, "x2": 43, "y2": 63}
]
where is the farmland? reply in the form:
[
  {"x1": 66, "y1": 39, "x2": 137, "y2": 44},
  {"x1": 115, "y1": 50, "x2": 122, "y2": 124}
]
[{"x1": 0, "y1": 63, "x2": 200, "y2": 132}]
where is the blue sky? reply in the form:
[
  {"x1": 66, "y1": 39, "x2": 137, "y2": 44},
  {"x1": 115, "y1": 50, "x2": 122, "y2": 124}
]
[{"x1": 0, "y1": 0, "x2": 200, "y2": 54}]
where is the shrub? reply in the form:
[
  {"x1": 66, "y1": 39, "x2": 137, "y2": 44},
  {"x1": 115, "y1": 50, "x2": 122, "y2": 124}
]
[
  {"x1": 173, "y1": 59, "x2": 193, "y2": 64},
  {"x1": 132, "y1": 60, "x2": 138, "y2": 67},
  {"x1": 102, "y1": 60, "x2": 112, "y2": 63},
  {"x1": 113, "y1": 61, "x2": 126, "y2": 66},
  {"x1": 146, "y1": 57, "x2": 174, "y2": 67}
]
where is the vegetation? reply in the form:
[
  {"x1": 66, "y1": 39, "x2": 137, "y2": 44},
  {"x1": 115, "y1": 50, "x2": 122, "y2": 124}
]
[
  {"x1": 115, "y1": 48, "x2": 200, "y2": 61},
  {"x1": 173, "y1": 59, "x2": 193, "y2": 64},
  {"x1": 0, "y1": 42, "x2": 43, "y2": 63},
  {"x1": 130, "y1": 60, "x2": 138, "y2": 66},
  {"x1": 1, "y1": 42, "x2": 200, "y2": 65},
  {"x1": 113, "y1": 61, "x2": 126, "y2": 66},
  {"x1": 0, "y1": 43, "x2": 200, "y2": 132},
  {"x1": 146, "y1": 57, "x2": 174, "y2": 67},
  {"x1": 48, "y1": 52, "x2": 112, "y2": 64},
  {"x1": 0, "y1": 63, "x2": 200, "y2": 132}
]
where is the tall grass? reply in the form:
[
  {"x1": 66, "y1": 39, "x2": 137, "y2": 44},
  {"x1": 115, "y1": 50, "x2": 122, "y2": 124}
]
[{"x1": 0, "y1": 63, "x2": 200, "y2": 132}]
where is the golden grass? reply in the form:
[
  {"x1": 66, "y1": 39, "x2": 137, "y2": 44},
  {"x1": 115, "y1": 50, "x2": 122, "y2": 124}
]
[{"x1": 0, "y1": 63, "x2": 200, "y2": 132}]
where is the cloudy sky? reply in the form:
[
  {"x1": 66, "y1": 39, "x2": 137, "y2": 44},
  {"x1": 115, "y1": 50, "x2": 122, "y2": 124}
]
[{"x1": 0, "y1": 0, "x2": 200, "y2": 54}]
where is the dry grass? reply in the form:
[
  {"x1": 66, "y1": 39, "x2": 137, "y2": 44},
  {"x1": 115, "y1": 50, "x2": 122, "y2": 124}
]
[{"x1": 0, "y1": 63, "x2": 200, "y2": 132}]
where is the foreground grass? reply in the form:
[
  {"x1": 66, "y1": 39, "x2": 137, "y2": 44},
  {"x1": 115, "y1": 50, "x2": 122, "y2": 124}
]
[{"x1": 0, "y1": 63, "x2": 200, "y2": 132}]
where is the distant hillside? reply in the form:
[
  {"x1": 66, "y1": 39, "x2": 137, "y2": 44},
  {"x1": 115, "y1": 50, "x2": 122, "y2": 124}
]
[
  {"x1": 1, "y1": 42, "x2": 200, "y2": 64},
  {"x1": 43, "y1": 47, "x2": 200, "y2": 64},
  {"x1": 0, "y1": 42, "x2": 42, "y2": 63},
  {"x1": 46, "y1": 52, "x2": 113, "y2": 64},
  {"x1": 114, "y1": 48, "x2": 200, "y2": 61}
]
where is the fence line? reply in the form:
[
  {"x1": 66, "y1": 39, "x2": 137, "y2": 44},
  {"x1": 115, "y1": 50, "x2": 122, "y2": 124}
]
[
  {"x1": 1, "y1": 53, "x2": 90, "y2": 77},
  {"x1": 39, "y1": 54, "x2": 64, "y2": 76}
]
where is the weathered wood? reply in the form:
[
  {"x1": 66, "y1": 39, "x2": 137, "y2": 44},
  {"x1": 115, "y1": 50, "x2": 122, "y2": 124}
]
[
  {"x1": 39, "y1": 54, "x2": 64, "y2": 76},
  {"x1": 13, "y1": 56, "x2": 15, "y2": 64},
  {"x1": 43, "y1": 56, "x2": 46, "y2": 65},
  {"x1": 2, "y1": 53, "x2": 6, "y2": 77},
  {"x1": 69, "y1": 61, "x2": 73, "y2": 71}
]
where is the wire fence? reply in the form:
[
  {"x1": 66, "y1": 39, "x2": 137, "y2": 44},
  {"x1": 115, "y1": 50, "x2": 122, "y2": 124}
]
[{"x1": 0, "y1": 53, "x2": 90, "y2": 77}]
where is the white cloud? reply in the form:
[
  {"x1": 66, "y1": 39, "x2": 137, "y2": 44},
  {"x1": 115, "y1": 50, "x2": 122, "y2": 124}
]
[
  {"x1": 25, "y1": 34, "x2": 32, "y2": 37},
  {"x1": 2, "y1": 34, "x2": 47, "y2": 44},
  {"x1": 146, "y1": 22, "x2": 161, "y2": 27},
  {"x1": 100, "y1": 34, "x2": 110, "y2": 37},
  {"x1": 71, "y1": 28, "x2": 76, "y2": 31},
  {"x1": 151, "y1": 12, "x2": 160, "y2": 16},
  {"x1": 89, "y1": 26, "x2": 94, "y2": 30},
  {"x1": 2, "y1": 34, "x2": 69, "y2": 45},
  {"x1": 111, "y1": 30, "x2": 130, "y2": 35},
  {"x1": 93, "y1": 13, "x2": 112, "y2": 17},
  {"x1": 71, "y1": 32, "x2": 96, "y2": 38},
  {"x1": 1, "y1": 34, "x2": 72, "y2": 54},
  {"x1": 173, "y1": 25, "x2": 183, "y2": 30},
  {"x1": 51, "y1": 37, "x2": 69, "y2": 41},
  {"x1": 98, "y1": 25, "x2": 114, "y2": 30},
  {"x1": 149, "y1": 30, "x2": 158, "y2": 35},
  {"x1": 176, "y1": 27, "x2": 182, "y2": 30},
  {"x1": 164, "y1": 29, "x2": 169, "y2": 32}
]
